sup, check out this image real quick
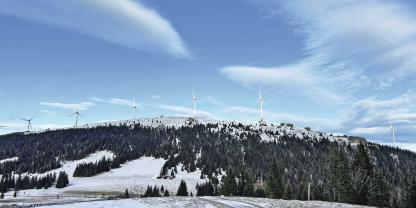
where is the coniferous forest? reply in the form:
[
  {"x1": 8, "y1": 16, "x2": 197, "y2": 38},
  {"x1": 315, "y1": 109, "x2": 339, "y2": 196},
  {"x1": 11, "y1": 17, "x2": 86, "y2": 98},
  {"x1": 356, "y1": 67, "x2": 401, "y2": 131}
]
[{"x1": 0, "y1": 120, "x2": 415, "y2": 207}]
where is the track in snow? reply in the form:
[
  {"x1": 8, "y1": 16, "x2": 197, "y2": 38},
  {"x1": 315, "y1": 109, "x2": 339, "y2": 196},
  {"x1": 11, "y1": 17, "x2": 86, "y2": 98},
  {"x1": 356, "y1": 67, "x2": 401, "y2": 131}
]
[{"x1": 201, "y1": 196, "x2": 264, "y2": 208}]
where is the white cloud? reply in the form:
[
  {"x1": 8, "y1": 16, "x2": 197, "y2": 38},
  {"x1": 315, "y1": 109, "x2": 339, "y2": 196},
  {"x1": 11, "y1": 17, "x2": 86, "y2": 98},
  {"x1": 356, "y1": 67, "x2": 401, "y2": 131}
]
[
  {"x1": 350, "y1": 127, "x2": 390, "y2": 135},
  {"x1": 340, "y1": 90, "x2": 416, "y2": 142},
  {"x1": 91, "y1": 97, "x2": 135, "y2": 107},
  {"x1": 154, "y1": 104, "x2": 215, "y2": 119},
  {"x1": 0, "y1": 0, "x2": 189, "y2": 57},
  {"x1": 150, "y1": 95, "x2": 161, "y2": 99},
  {"x1": 40, "y1": 101, "x2": 94, "y2": 111},
  {"x1": 221, "y1": 61, "x2": 363, "y2": 103},
  {"x1": 224, "y1": 0, "x2": 416, "y2": 101}
]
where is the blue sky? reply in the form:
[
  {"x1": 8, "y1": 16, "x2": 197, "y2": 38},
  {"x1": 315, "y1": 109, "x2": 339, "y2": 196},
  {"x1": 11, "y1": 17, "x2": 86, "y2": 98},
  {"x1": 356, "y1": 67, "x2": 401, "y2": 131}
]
[{"x1": 1, "y1": 0, "x2": 416, "y2": 148}]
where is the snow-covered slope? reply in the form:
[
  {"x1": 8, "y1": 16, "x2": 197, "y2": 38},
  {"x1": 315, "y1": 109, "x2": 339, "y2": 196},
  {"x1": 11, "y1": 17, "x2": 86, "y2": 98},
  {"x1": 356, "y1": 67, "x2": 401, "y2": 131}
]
[
  {"x1": 2, "y1": 150, "x2": 206, "y2": 200},
  {"x1": 81, "y1": 117, "x2": 354, "y2": 145}
]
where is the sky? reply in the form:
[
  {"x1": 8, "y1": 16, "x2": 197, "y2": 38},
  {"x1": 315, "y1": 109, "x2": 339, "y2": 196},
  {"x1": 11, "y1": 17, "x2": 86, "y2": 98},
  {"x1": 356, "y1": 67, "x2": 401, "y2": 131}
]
[{"x1": 0, "y1": 0, "x2": 416, "y2": 150}]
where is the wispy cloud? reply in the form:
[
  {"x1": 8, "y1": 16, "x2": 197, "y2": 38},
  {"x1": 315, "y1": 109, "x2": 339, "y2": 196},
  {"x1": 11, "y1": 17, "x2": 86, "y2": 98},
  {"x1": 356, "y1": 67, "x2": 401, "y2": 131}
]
[
  {"x1": 150, "y1": 95, "x2": 162, "y2": 100},
  {"x1": 0, "y1": 0, "x2": 190, "y2": 57},
  {"x1": 340, "y1": 90, "x2": 416, "y2": 142},
  {"x1": 154, "y1": 104, "x2": 215, "y2": 118},
  {"x1": 90, "y1": 97, "x2": 135, "y2": 107},
  {"x1": 40, "y1": 101, "x2": 94, "y2": 111},
  {"x1": 223, "y1": 0, "x2": 416, "y2": 101}
]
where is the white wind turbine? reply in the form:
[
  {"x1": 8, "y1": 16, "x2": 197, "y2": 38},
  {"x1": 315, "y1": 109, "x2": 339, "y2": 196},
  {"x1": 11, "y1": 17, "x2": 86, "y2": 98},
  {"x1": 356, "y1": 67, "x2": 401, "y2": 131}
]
[
  {"x1": 389, "y1": 121, "x2": 396, "y2": 147},
  {"x1": 71, "y1": 110, "x2": 82, "y2": 127},
  {"x1": 192, "y1": 88, "x2": 198, "y2": 118},
  {"x1": 132, "y1": 97, "x2": 138, "y2": 121},
  {"x1": 21, "y1": 116, "x2": 35, "y2": 132},
  {"x1": 255, "y1": 89, "x2": 266, "y2": 122}
]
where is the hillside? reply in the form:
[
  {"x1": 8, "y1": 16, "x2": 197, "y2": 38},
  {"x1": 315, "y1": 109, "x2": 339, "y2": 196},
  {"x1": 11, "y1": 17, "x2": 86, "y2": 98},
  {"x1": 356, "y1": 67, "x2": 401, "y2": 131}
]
[{"x1": 0, "y1": 117, "x2": 415, "y2": 207}]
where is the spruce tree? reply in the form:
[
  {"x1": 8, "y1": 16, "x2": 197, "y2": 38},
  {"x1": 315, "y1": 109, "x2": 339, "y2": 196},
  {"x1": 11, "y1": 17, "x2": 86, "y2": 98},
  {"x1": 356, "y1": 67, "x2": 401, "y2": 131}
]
[
  {"x1": 176, "y1": 180, "x2": 188, "y2": 196},
  {"x1": 124, "y1": 188, "x2": 129, "y2": 198},
  {"x1": 368, "y1": 170, "x2": 389, "y2": 207},
  {"x1": 283, "y1": 182, "x2": 294, "y2": 200},
  {"x1": 406, "y1": 180, "x2": 416, "y2": 208},
  {"x1": 222, "y1": 170, "x2": 237, "y2": 196},
  {"x1": 164, "y1": 189, "x2": 170, "y2": 197},
  {"x1": 267, "y1": 160, "x2": 283, "y2": 199},
  {"x1": 351, "y1": 143, "x2": 373, "y2": 205},
  {"x1": 56, "y1": 171, "x2": 69, "y2": 188},
  {"x1": 329, "y1": 148, "x2": 352, "y2": 203}
]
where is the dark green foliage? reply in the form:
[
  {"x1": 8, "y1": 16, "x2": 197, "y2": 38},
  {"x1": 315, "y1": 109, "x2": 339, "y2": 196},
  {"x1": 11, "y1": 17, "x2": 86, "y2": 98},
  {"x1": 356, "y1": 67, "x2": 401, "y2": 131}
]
[
  {"x1": 368, "y1": 170, "x2": 389, "y2": 207},
  {"x1": 253, "y1": 188, "x2": 266, "y2": 198},
  {"x1": 73, "y1": 156, "x2": 112, "y2": 177},
  {"x1": 350, "y1": 143, "x2": 373, "y2": 205},
  {"x1": 268, "y1": 161, "x2": 283, "y2": 199},
  {"x1": 56, "y1": 171, "x2": 69, "y2": 188},
  {"x1": 406, "y1": 180, "x2": 416, "y2": 208},
  {"x1": 221, "y1": 170, "x2": 237, "y2": 196},
  {"x1": 236, "y1": 171, "x2": 254, "y2": 196},
  {"x1": 329, "y1": 148, "x2": 352, "y2": 203},
  {"x1": 196, "y1": 181, "x2": 215, "y2": 196},
  {"x1": 124, "y1": 189, "x2": 129, "y2": 198},
  {"x1": 143, "y1": 185, "x2": 161, "y2": 197},
  {"x1": 164, "y1": 189, "x2": 170, "y2": 197},
  {"x1": 283, "y1": 182, "x2": 294, "y2": 200},
  {"x1": 0, "y1": 192, "x2": 3, "y2": 199},
  {"x1": 176, "y1": 180, "x2": 188, "y2": 196},
  {"x1": 13, "y1": 191, "x2": 16, "y2": 197},
  {"x1": 0, "y1": 122, "x2": 414, "y2": 204}
]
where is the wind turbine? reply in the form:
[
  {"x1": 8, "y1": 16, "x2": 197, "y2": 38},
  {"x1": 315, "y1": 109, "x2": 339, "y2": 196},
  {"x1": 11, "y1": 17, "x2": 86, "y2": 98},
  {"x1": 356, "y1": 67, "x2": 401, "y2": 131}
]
[
  {"x1": 21, "y1": 116, "x2": 35, "y2": 132},
  {"x1": 255, "y1": 89, "x2": 265, "y2": 122},
  {"x1": 192, "y1": 88, "x2": 198, "y2": 118},
  {"x1": 71, "y1": 110, "x2": 82, "y2": 127},
  {"x1": 132, "y1": 97, "x2": 138, "y2": 121},
  {"x1": 389, "y1": 121, "x2": 396, "y2": 147}
]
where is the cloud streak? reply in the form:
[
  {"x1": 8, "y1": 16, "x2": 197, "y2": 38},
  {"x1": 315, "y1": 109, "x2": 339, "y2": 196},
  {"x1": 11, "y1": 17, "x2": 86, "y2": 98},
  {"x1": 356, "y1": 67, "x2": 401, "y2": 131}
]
[
  {"x1": 40, "y1": 101, "x2": 94, "y2": 111},
  {"x1": 90, "y1": 97, "x2": 135, "y2": 107},
  {"x1": 0, "y1": 0, "x2": 190, "y2": 57},
  {"x1": 223, "y1": 0, "x2": 416, "y2": 101}
]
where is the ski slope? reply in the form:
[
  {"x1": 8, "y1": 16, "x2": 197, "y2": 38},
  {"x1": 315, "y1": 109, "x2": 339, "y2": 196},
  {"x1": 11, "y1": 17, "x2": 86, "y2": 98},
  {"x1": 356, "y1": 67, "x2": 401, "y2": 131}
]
[{"x1": 1, "y1": 150, "x2": 207, "y2": 204}]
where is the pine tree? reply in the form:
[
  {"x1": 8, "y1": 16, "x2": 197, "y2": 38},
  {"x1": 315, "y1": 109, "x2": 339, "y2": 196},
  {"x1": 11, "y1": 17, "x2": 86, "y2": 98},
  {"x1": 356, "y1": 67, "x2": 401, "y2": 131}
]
[
  {"x1": 56, "y1": 171, "x2": 69, "y2": 188},
  {"x1": 406, "y1": 180, "x2": 416, "y2": 208},
  {"x1": 164, "y1": 189, "x2": 170, "y2": 197},
  {"x1": 267, "y1": 160, "x2": 283, "y2": 199},
  {"x1": 176, "y1": 180, "x2": 188, "y2": 196},
  {"x1": 351, "y1": 143, "x2": 373, "y2": 205},
  {"x1": 222, "y1": 170, "x2": 237, "y2": 196},
  {"x1": 368, "y1": 170, "x2": 389, "y2": 207},
  {"x1": 283, "y1": 182, "x2": 294, "y2": 200},
  {"x1": 13, "y1": 191, "x2": 16, "y2": 198},
  {"x1": 124, "y1": 188, "x2": 129, "y2": 198},
  {"x1": 329, "y1": 148, "x2": 352, "y2": 203}
]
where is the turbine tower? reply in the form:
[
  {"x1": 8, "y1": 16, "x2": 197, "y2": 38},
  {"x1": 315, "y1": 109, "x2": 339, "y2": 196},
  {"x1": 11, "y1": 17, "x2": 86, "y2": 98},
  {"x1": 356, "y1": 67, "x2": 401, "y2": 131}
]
[
  {"x1": 21, "y1": 116, "x2": 35, "y2": 132},
  {"x1": 192, "y1": 88, "x2": 198, "y2": 118},
  {"x1": 71, "y1": 110, "x2": 82, "y2": 127},
  {"x1": 256, "y1": 89, "x2": 265, "y2": 122},
  {"x1": 390, "y1": 121, "x2": 396, "y2": 147},
  {"x1": 132, "y1": 97, "x2": 138, "y2": 121}
]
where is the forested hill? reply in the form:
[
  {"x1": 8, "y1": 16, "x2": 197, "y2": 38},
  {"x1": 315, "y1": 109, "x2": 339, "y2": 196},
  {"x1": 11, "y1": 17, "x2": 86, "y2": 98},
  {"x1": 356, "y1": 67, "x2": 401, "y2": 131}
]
[{"x1": 0, "y1": 117, "x2": 415, "y2": 207}]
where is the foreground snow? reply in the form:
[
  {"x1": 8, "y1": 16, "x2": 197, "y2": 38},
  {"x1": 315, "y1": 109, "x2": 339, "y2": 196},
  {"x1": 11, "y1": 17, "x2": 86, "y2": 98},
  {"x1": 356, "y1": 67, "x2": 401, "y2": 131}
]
[{"x1": 38, "y1": 197, "x2": 374, "y2": 208}]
